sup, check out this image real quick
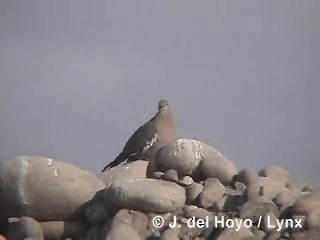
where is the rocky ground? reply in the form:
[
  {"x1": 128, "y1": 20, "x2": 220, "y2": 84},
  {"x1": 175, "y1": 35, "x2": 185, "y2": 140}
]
[{"x1": 0, "y1": 139, "x2": 319, "y2": 239}]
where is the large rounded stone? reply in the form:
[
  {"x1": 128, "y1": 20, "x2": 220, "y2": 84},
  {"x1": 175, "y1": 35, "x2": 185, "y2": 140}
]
[
  {"x1": 98, "y1": 160, "x2": 148, "y2": 187},
  {"x1": 199, "y1": 146, "x2": 238, "y2": 185},
  {"x1": 104, "y1": 179, "x2": 186, "y2": 213},
  {"x1": 294, "y1": 191, "x2": 320, "y2": 214},
  {"x1": 104, "y1": 210, "x2": 142, "y2": 240},
  {"x1": 155, "y1": 139, "x2": 211, "y2": 176},
  {"x1": 240, "y1": 197, "x2": 279, "y2": 222},
  {"x1": 7, "y1": 217, "x2": 44, "y2": 240},
  {"x1": 199, "y1": 178, "x2": 226, "y2": 209},
  {"x1": 235, "y1": 168, "x2": 259, "y2": 185},
  {"x1": 245, "y1": 177, "x2": 289, "y2": 200},
  {"x1": 258, "y1": 165, "x2": 292, "y2": 186},
  {"x1": 294, "y1": 191, "x2": 320, "y2": 229},
  {"x1": 0, "y1": 156, "x2": 105, "y2": 222},
  {"x1": 216, "y1": 219, "x2": 254, "y2": 240},
  {"x1": 40, "y1": 221, "x2": 88, "y2": 239}
]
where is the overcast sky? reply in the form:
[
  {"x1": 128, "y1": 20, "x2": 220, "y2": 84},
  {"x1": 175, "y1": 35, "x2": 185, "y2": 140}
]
[{"x1": 0, "y1": 1, "x2": 319, "y2": 184}]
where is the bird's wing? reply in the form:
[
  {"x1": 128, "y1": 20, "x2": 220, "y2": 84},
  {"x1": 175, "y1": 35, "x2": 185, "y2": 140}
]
[{"x1": 121, "y1": 117, "x2": 158, "y2": 157}]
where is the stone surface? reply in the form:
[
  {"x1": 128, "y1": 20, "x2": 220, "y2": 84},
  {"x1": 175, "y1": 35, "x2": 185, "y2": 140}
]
[
  {"x1": 178, "y1": 175, "x2": 194, "y2": 187},
  {"x1": 104, "y1": 179, "x2": 186, "y2": 212},
  {"x1": 155, "y1": 139, "x2": 207, "y2": 176},
  {"x1": 199, "y1": 178, "x2": 226, "y2": 209},
  {"x1": 240, "y1": 197, "x2": 279, "y2": 222},
  {"x1": 258, "y1": 165, "x2": 292, "y2": 186},
  {"x1": 7, "y1": 217, "x2": 44, "y2": 240},
  {"x1": 186, "y1": 182, "x2": 204, "y2": 204},
  {"x1": 85, "y1": 202, "x2": 110, "y2": 226},
  {"x1": 104, "y1": 209, "x2": 142, "y2": 240},
  {"x1": 162, "y1": 169, "x2": 179, "y2": 182},
  {"x1": 199, "y1": 147, "x2": 238, "y2": 185},
  {"x1": 235, "y1": 168, "x2": 259, "y2": 185},
  {"x1": 245, "y1": 177, "x2": 288, "y2": 200},
  {"x1": 98, "y1": 160, "x2": 148, "y2": 187},
  {"x1": 40, "y1": 221, "x2": 88, "y2": 239},
  {"x1": 160, "y1": 228, "x2": 180, "y2": 240},
  {"x1": 0, "y1": 156, "x2": 105, "y2": 222},
  {"x1": 294, "y1": 191, "x2": 320, "y2": 215},
  {"x1": 216, "y1": 219, "x2": 254, "y2": 240}
]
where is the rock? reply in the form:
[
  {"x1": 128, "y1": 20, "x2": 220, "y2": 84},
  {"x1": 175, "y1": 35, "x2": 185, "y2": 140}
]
[
  {"x1": 294, "y1": 191, "x2": 320, "y2": 215},
  {"x1": 240, "y1": 197, "x2": 279, "y2": 223},
  {"x1": 294, "y1": 191, "x2": 320, "y2": 229},
  {"x1": 262, "y1": 213, "x2": 278, "y2": 233},
  {"x1": 104, "y1": 179, "x2": 186, "y2": 213},
  {"x1": 245, "y1": 177, "x2": 288, "y2": 200},
  {"x1": 148, "y1": 212, "x2": 173, "y2": 231},
  {"x1": 291, "y1": 229, "x2": 320, "y2": 240},
  {"x1": 153, "y1": 171, "x2": 164, "y2": 179},
  {"x1": 85, "y1": 202, "x2": 110, "y2": 226},
  {"x1": 102, "y1": 209, "x2": 146, "y2": 240},
  {"x1": 155, "y1": 139, "x2": 207, "y2": 176},
  {"x1": 186, "y1": 182, "x2": 204, "y2": 204},
  {"x1": 199, "y1": 178, "x2": 225, "y2": 209},
  {"x1": 178, "y1": 176, "x2": 194, "y2": 187},
  {"x1": 252, "y1": 226, "x2": 267, "y2": 239},
  {"x1": 216, "y1": 219, "x2": 254, "y2": 240},
  {"x1": 274, "y1": 191, "x2": 296, "y2": 210},
  {"x1": 40, "y1": 221, "x2": 88, "y2": 239},
  {"x1": 86, "y1": 227, "x2": 101, "y2": 240},
  {"x1": 129, "y1": 210, "x2": 149, "y2": 238},
  {"x1": 0, "y1": 156, "x2": 105, "y2": 222},
  {"x1": 235, "y1": 168, "x2": 258, "y2": 185},
  {"x1": 259, "y1": 165, "x2": 292, "y2": 186},
  {"x1": 98, "y1": 160, "x2": 148, "y2": 187},
  {"x1": 160, "y1": 228, "x2": 180, "y2": 240},
  {"x1": 306, "y1": 209, "x2": 320, "y2": 229},
  {"x1": 199, "y1": 147, "x2": 238, "y2": 185},
  {"x1": 185, "y1": 207, "x2": 214, "y2": 221},
  {"x1": 105, "y1": 219, "x2": 141, "y2": 240},
  {"x1": 264, "y1": 231, "x2": 281, "y2": 240},
  {"x1": 234, "y1": 182, "x2": 246, "y2": 193},
  {"x1": 162, "y1": 169, "x2": 179, "y2": 182},
  {"x1": 7, "y1": 217, "x2": 44, "y2": 240},
  {"x1": 222, "y1": 194, "x2": 244, "y2": 212}
]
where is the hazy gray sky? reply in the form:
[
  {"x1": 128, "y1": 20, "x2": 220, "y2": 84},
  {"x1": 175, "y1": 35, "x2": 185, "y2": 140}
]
[{"x1": 1, "y1": 1, "x2": 319, "y2": 184}]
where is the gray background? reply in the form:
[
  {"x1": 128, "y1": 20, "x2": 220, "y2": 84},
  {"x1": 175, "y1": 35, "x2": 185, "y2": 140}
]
[{"x1": 1, "y1": 1, "x2": 319, "y2": 184}]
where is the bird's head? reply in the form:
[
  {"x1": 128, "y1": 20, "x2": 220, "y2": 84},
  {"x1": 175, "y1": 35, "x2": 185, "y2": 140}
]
[{"x1": 158, "y1": 100, "x2": 170, "y2": 112}]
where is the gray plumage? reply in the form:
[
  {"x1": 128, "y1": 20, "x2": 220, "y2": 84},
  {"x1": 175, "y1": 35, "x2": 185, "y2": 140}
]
[{"x1": 102, "y1": 100, "x2": 177, "y2": 171}]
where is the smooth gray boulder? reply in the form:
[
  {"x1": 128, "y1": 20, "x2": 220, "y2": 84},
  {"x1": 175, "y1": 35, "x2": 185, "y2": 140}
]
[
  {"x1": 294, "y1": 191, "x2": 320, "y2": 229},
  {"x1": 155, "y1": 139, "x2": 207, "y2": 176},
  {"x1": 186, "y1": 183, "x2": 204, "y2": 204},
  {"x1": 235, "y1": 168, "x2": 259, "y2": 185},
  {"x1": 104, "y1": 179, "x2": 186, "y2": 213},
  {"x1": 0, "y1": 156, "x2": 105, "y2": 222},
  {"x1": 104, "y1": 209, "x2": 142, "y2": 240},
  {"x1": 245, "y1": 177, "x2": 289, "y2": 200},
  {"x1": 216, "y1": 218, "x2": 254, "y2": 240},
  {"x1": 40, "y1": 221, "x2": 88, "y2": 239},
  {"x1": 240, "y1": 197, "x2": 279, "y2": 222},
  {"x1": 7, "y1": 217, "x2": 44, "y2": 240},
  {"x1": 98, "y1": 160, "x2": 148, "y2": 187},
  {"x1": 199, "y1": 178, "x2": 226, "y2": 209},
  {"x1": 258, "y1": 165, "x2": 292, "y2": 186},
  {"x1": 85, "y1": 202, "x2": 110, "y2": 226},
  {"x1": 199, "y1": 146, "x2": 238, "y2": 185}
]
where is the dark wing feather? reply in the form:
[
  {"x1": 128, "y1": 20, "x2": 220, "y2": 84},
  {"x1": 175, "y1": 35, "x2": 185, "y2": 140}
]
[{"x1": 121, "y1": 116, "x2": 158, "y2": 156}]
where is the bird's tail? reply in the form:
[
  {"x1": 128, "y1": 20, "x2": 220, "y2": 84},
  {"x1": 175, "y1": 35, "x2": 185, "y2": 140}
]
[{"x1": 101, "y1": 152, "x2": 126, "y2": 172}]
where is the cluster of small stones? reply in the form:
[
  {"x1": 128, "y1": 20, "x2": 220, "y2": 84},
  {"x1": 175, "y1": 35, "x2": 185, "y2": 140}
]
[{"x1": 0, "y1": 139, "x2": 319, "y2": 239}]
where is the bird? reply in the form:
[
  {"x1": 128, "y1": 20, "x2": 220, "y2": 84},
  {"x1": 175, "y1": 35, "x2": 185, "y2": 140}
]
[{"x1": 102, "y1": 100, "x2": 177, "y2": 172}]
